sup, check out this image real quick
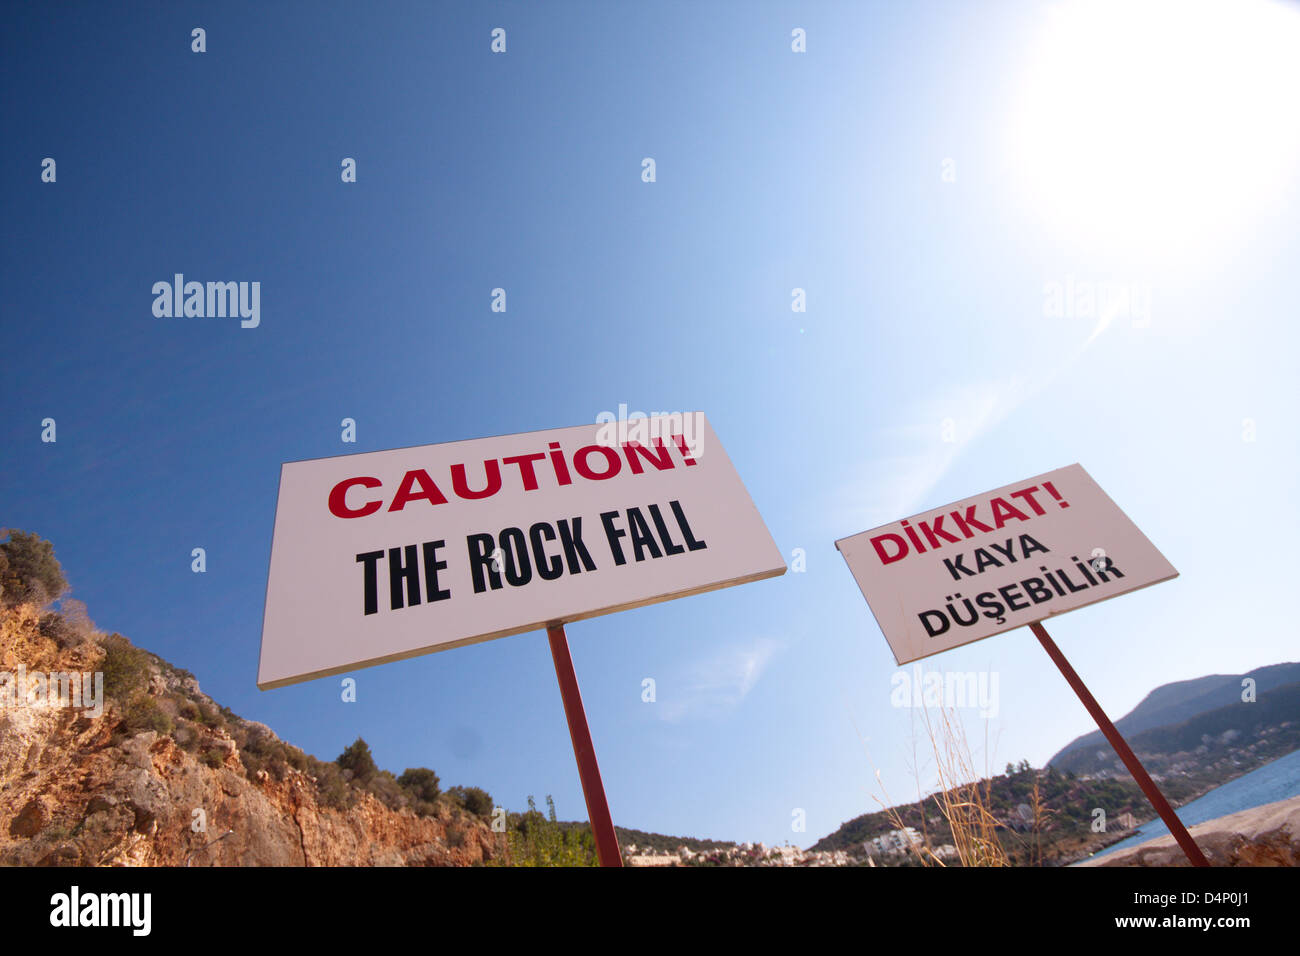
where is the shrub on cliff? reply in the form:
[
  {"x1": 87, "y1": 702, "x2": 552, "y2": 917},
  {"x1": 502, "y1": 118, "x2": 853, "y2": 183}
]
[
  {"x1": 337, "y1": 737, "x2": 378, "y2": 783},
  {"x1": 399, "y1": 767, "x2": 440, "y2": 801},
  {"x1": 446, "y1": 785, "x2": 494, "y2": 818},
  {"x1": 173, "y1": 723, "x2": 201, "y2": 752},
  {"x1": 501, "y1": 795, "x2": 597, "y2": 867},
  {"x1": 239, "y1": 729, "x2": 310, "y2": 782},
  {"x1": 363, "y1": 770, "x2": 409, "y2": 811},
  {"x1": 192, "y1": 699, "x2": 227, "y2": 731},
  {"x1": 0, "y1": 529, "x2": 68, "y2": 606},
  {"x1": 309, "y1": 759, "x2": 351, "y2": 809},
  {"x1": 100, "y1": 635, "x2": 152, "y2": 702},
  {"x1": 123, "y1": 696, "x2": 173, "y2": 736},
  {"x1": 396, "y1": 768, "x2": 441, "y2": 817},
  {"x1": 38, "y1": 599, "x2": 96, "y2": 648}
]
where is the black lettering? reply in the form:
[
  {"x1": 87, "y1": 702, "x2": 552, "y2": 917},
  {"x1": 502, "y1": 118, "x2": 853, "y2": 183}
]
[
  {"x1": 530, "y1": 522, "x2": 563, "y2": 581},
  {"x1": 422, "y1": 540, "x2": 451, "y2": 602},
  {"x1": 627, "y1": 507, "x2": 663, "y2": 561},
  {"x1": 388, "y1": 544, "x2": 421, "y2": 610},
  {"x1": 998, "y1": 583, "x2": 1029, "y2": 612},
  {"x1": 988, "y1": 539, "x2": 1016, "y2": 562},
  {"x1": 920, "y1": 609, "x2": 950, "y2": 637},
  {"x1": 467, "y1": 533, "x2": 502, "y2": 593},
  {"x1": 600, "y1": 511, "x2": 628, "y2": 566},
  {"x1": 943, "y1": 553, "x2": 973, "y2": 580},
  {"x1": 356, "y1": 550, "x2": 383, "y2": 615},
  {"x1": 1094, "y1": 560, "x2": 1125, "y2": 582},
  {"x1": 1022, "y1": 577, "x2": 1053, "y2": 603},
  {"x1": 1020, "y1": 534, "x2": 1050, "y2": 559},
  {"x1": 670, "y1": 500, "x2": 707, "y2": 551},
  {"x1": 499, "y1": 527, "x2": 532, "y2": 586},
  {"x1": 1055, "y1": 566, "x2": 1090, "y2": 593},
  {"x1": 647, "y1": 503, "x2": 685, "y2": 556},
  {"x1": 557, "y1": 517, "x2": 597, "y2": 573}
]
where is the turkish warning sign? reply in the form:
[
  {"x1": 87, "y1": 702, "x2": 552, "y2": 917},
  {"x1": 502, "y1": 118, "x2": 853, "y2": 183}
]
[
  {"x1": 835, "y1": 464, "x2": 1178, "y2": 665},
  {"x1": 258, "y1": 414, "x2": 785, "y2": 689}
]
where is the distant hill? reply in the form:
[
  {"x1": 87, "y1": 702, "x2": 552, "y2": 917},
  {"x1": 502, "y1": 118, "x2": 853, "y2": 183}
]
[
  {"x1": 813, "y1": 661, "x2": 1300, "y2": 864},
  {"x1": 1047, "y1": 680, "x2": 1300, "y2": 778},
  {"x1": 1047, "y1": 662, "x2": 1300, "y2": 770},
  {"x1": 612, "y1": 826, "x2": 735, "y2": 854},
  {"x1": 810, "y1": 764, "x2": 1167, "y2": 864},
  {"x1": 547, "y1": 819, "x2": 735, "y2": 855}
]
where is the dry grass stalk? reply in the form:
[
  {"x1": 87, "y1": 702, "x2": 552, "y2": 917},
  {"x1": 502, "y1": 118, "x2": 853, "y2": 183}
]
[{"x1": 917, "y1": 700, "x2": 1008, "y2": 867}]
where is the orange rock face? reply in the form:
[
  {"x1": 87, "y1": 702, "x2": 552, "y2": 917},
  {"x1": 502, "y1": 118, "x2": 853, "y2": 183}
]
[{"x1": 0, "y1": 603, "x2": 507, "y2": 867}]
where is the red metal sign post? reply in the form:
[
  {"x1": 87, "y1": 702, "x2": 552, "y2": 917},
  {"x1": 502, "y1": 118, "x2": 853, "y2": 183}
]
[
  {"x1": 1031, "y1": 621, "x2": 1209, "y2": 867},
  {"x1": 547, "y1": 624, "x2": 623, "y2": 867}
]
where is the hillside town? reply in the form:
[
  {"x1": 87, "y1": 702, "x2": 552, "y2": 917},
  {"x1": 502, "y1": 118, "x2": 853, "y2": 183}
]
[{"x1": 623, "y1": 828, "x2": 960, "y2": 867}]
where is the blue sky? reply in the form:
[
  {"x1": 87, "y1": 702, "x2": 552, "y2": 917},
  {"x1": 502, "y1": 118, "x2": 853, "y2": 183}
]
[{"x1": 4, "y1": 0, "x2": 1299, "y2": 848}]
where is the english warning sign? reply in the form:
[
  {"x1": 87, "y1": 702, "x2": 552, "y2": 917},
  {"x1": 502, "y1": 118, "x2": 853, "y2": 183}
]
[
  {"x1": 835, "y1": 464, "x2": 1178, "y2": 664},
  {"x1": 258, "y1": 414, "x2": 785, "y2": 688}
]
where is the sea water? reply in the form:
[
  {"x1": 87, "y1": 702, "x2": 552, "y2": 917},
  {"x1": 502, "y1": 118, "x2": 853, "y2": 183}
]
[{"x1": 1084, "y1": 747, "x2": 1300, "y2": 862}]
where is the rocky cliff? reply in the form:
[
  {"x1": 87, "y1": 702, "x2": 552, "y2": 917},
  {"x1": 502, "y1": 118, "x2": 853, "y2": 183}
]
[
  {"x1": 1080, "y1": 794, "x2": 1300, "y2": 867},
  {"x1": 0, "y1": 602, "x2": 507, "y2": 866}
]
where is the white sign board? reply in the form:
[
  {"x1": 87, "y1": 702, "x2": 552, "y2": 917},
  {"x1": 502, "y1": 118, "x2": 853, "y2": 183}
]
[
  {"x1": 835, "y1": 464, "x2": 1177, "y2": 665},
  {"x1": 259, "y1": 414, "x2": 785, "y2": 688}
]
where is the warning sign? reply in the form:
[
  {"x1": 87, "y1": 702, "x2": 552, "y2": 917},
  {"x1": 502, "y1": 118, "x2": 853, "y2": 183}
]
[
  {"x1": 835, "y1": 464, "x2": 1178, "y2": 664},
  {"x1": 258, "y1": 414, "x2": 785, "y2": 688}
]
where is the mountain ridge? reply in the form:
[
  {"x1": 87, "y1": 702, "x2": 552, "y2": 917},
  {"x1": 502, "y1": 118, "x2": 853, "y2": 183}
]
[{"x1": 1047, "y1": 661, "x2": 1300, "y2": 768}]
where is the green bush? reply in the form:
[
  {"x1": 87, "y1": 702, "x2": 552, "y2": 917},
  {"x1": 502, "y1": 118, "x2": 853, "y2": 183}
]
[
  {"x1": 199, "y1": 748, "x2": 225, "y2": 770},
  {"x1": 192, "y1": 700, "x2": 225, "y2": 730},
  {"x1": 310, "y1": 760, "x2": 351, "y2": 810},
  {"x1": 123, "y1": 696, "x2": 173, "y2": 736},
  {"x1": 501, "y1": 795, "x2": 597, "y2": 867},
  {"x1": 446, "y1": 785, "x2": 494, "y2": 818},
  {"x1": 0, "y1": 530, "x2": 68, "y2": 605},
  {"x1": 244, "y1": 737, "x2": 311, "y2": 782},
  {"x1": 172, "y1": 723, "x2": 200, "y2": 752},
  {"x1": 100, "y1": 636, "x2": 152, "y2": 702},
  {"x1": 336, "y1": 737, "x2": 378, "y2": 783},
  {"x1": 363, "y1": 770, "x2": 408, "y2": 811},
  {"x1": 398, "y1": 767, "x2": 440, "y2": 803},
  {"x1": 242, "y1": 752, "x2": 267, "y2": 780}
]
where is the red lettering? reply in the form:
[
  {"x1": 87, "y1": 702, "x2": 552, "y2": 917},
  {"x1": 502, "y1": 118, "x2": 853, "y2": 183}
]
[
  {"x1": 918, "y1": 514, "x2": 961, "y2": 548},
  {"x1": 388, "y1": 469, "x2": 448, "y2": 512},
  {"x1": 871, "y1": 533, "x2": 908, "y2": 565},
  {"x1": 621, "y1": 439, "x2": 674, "y2": 475},
  {"x1": 502, "y1": 453, "x2": 546, "y2": 491},
  {"x1": 1009, "y1": 485, "x2": 1047, "y2": 516},
  {"x1": 950, "y1": 506, "x2": 993, "y2": 538},
  {"x1": 451, "y1": 460, "x2": 502, "y2": 500},
  {"x1": 328, "y1": 476, "x2": 383, "y2": 518},
  {"x1": 573, "y1": 445, "x2": 622, "y2": 480},
  {"x1": 989, "y1": 497, "x2": 1030, "y2": 528}
]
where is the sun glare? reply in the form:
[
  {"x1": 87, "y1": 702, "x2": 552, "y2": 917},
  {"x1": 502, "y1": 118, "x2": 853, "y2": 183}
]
[{"x1": 1005, "y1": 0, "x2": 1300, "y2": 257}]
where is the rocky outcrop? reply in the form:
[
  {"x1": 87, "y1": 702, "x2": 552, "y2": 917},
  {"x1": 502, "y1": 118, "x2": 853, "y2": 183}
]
[
  {"x1": 1080, "y1": 795, "x2": 1300, "y2": 867},
  {"x1": 0, "y1": 603, "x2": 506, "y2": 866}
]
